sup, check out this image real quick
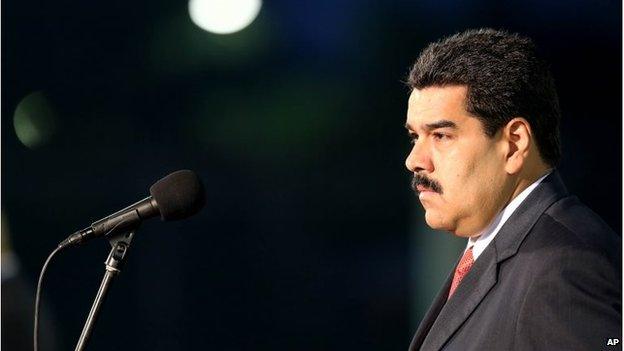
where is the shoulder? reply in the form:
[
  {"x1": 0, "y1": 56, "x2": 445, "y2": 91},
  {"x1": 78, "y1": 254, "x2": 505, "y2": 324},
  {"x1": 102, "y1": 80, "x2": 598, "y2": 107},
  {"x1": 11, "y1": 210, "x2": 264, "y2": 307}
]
[
  {"x1": 523, "y1": 195, "x2": 621, "y2": 271},
  {"x1": 502, "y1": 192, "x2": 622, "y2": 349},
  {"x1": 512, "y1": 195, "x2": 621, "y2": 294},
  {"x1": 511, "y1": 197, "x2": 621, "y2": 348}
]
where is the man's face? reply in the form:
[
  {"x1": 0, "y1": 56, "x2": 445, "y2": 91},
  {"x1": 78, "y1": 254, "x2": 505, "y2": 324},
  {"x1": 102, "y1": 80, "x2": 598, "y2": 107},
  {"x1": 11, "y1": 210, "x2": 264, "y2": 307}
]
[{"x1": 405, "y1": 85, "x2": 511, "y2": 237}]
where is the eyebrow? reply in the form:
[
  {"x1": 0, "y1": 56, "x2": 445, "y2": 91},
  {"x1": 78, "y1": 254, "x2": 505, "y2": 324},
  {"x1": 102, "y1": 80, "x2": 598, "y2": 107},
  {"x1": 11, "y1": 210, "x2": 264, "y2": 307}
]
[{"x1": 404, "y1": 120, "x2": 458, "y2": 132}]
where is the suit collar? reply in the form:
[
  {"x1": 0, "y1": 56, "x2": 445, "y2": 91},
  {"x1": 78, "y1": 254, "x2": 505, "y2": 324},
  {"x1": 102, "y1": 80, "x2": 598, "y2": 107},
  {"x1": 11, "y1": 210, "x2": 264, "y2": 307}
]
[
  {"x1": 411, "y1": 171, "x2": 569, "y2": 351},
  {"x1": 493, "y1": 170, "x2": 568, "y2": 262}
]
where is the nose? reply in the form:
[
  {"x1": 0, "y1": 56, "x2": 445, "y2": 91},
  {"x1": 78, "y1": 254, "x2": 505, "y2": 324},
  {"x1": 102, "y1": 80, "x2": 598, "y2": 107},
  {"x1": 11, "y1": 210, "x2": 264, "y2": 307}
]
[{"x1": 405, "y1": 140, "x2": 433, "y2": 173}]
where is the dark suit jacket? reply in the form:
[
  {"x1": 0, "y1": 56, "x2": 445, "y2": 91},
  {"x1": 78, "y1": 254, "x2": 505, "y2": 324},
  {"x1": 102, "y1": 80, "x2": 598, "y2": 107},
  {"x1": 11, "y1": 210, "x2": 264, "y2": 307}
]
[{"x1": 409, "y1": 171, "x2": 621, "y2": 351}]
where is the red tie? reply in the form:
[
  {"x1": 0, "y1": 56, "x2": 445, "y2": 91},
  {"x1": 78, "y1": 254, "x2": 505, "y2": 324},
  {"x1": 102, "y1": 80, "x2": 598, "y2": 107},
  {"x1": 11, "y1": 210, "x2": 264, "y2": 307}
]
[{"x1": 448, "y1": 246, "x2": 474, "y2": 299}]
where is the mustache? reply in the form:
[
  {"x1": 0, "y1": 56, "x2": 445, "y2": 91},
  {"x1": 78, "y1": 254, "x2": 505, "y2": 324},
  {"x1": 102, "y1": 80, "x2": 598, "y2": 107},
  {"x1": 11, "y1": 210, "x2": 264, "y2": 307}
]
[{"x1": 411, "y1": 173, "x2": 443, "y2": 194}]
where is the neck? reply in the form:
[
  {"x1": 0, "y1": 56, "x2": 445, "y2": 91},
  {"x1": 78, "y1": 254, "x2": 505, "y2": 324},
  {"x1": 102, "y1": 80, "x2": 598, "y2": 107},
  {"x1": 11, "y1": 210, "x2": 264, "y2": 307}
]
[
  {"x1": 508, "y1": 164, "x2": 551, "y2": 206},
  {"x1": 461, "y1": 166, "x2": 551, "y2": 239}
]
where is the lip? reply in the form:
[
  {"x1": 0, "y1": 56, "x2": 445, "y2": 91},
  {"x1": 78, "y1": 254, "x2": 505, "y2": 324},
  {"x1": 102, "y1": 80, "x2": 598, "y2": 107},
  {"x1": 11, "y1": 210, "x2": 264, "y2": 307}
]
[
  {"x1": 416, "y1": 185, "x2": 434, "y2": 193},
  {"x1": 418, "y1": 191, "x2": 437, "y2": 201},
  {"x1": 416, "y1": 185, "x2": 437, "y2": 201}
]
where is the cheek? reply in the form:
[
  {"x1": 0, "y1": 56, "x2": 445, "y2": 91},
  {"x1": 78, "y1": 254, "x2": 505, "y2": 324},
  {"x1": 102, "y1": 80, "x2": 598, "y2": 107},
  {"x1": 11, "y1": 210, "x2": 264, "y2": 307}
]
[
  {"x1": 435, "y1": 149, "x2": 475, "y2": 194},
  {"x1": 458, "y1": 156, "x2": 506, "y2": 208},
  {"x1": 437, "y1": 147, "x2": 500, "y2": 205}
]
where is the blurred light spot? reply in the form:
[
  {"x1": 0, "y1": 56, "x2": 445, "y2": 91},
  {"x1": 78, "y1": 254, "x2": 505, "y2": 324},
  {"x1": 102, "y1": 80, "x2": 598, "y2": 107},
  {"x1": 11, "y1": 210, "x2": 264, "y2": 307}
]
[
  {"x1": 1, "y1": 211, "x2": 20, "y2": 281},
  {"x1": 188, "y1": 0, "x2": 262, "y2": 34},
  {"x1": 150, "y1": 12, "x2": 270, "y2": 74},
  {"x1": 13, "y1": 92, "x2": 57, "y2": 149}
]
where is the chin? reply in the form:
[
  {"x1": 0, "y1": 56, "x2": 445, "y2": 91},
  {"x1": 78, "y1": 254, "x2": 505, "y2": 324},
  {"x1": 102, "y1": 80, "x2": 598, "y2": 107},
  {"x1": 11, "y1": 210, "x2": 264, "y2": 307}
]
[{"x1": 424, "y1": 210, "x2": 454, "y2": 232}]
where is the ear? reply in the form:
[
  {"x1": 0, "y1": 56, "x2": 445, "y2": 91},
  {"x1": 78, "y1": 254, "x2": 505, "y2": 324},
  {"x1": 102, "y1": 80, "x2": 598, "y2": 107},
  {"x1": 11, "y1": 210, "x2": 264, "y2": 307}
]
[{"x1": 502, "y1": 118, "x2": 532, "y2": 174}]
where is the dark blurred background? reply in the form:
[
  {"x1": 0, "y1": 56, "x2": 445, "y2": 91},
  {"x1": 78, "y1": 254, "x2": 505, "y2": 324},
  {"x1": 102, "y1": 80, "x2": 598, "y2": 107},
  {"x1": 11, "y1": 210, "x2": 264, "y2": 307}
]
[{"x1": 2, "y1": 0, "x2": 621, "y2": 350}]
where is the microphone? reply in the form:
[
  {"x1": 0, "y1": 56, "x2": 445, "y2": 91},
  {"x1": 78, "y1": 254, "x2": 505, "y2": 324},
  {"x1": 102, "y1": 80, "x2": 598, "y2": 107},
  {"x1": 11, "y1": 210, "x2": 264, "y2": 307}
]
[{"x1": 59, "y1": 170, "x2": 205, "y2": 248}]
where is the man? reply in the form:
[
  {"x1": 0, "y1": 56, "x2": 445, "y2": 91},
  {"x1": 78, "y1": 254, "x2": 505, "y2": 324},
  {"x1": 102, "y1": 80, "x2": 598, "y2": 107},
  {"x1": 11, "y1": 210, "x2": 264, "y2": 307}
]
[{"x1": 404, "y1": 29, "x2": 621, "y2": 351}]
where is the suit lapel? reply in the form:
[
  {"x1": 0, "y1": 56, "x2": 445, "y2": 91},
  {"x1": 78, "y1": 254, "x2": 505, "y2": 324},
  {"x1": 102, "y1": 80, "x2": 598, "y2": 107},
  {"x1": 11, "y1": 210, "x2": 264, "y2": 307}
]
[
  {"x1": 419, "y1": 246, "x2": 498, "y2": 351},
  {"x1": 413, "y1": 171, "x2": 569, "y2": 351}
]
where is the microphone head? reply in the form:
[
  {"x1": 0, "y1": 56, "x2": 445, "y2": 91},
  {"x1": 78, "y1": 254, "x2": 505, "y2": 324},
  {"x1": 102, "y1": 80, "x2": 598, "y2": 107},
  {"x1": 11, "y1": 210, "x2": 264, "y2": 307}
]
[{"x1": 149, "y1": 170, "x2": 206, "y2": 221}]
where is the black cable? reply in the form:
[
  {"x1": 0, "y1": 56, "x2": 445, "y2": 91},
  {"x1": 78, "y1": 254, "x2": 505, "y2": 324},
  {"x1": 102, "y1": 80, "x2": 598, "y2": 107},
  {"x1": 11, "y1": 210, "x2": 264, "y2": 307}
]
[
  {"x1": 34, "y1": 220, "x2": 129, "y2": 351},
  {"x1": 33, "y1": 244, "x2": 65, "y2": 351}
]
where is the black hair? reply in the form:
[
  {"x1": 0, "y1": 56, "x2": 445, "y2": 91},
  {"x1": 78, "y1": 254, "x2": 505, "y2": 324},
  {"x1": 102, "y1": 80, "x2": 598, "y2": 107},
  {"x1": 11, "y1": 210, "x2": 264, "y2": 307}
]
[{"x1": 407, "y1": 28, "x2": 561, "y2": 166}]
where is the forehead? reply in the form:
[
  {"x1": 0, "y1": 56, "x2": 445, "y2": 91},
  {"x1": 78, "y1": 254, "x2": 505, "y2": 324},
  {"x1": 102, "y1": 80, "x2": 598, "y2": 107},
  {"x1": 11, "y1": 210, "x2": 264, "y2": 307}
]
[{"x1": 406, "y1": 85, "x2": 472, "y2": 129}]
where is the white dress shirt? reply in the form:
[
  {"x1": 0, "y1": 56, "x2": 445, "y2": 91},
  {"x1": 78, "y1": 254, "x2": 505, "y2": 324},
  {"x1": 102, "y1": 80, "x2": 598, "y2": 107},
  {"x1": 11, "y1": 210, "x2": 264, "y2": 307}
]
[{"x1": 466, "y1": 171, "x2": 552, "y2": 260}]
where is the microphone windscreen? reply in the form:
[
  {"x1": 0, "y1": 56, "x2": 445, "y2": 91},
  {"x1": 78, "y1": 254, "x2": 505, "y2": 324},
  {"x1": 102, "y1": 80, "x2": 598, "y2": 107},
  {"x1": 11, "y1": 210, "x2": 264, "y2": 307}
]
[{"x1": 149, "y1": 170, "x2": 206, "y2": 221}]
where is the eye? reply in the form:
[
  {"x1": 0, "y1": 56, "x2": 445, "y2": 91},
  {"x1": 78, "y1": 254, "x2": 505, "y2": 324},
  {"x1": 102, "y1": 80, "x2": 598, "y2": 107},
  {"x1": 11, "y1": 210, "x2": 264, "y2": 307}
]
[
  {"x1": 408, "y1": 133, "x2": 418, "y2": 144},
  {"x1": 432, "y1": 132, "x2": 450, "y2": 141}
]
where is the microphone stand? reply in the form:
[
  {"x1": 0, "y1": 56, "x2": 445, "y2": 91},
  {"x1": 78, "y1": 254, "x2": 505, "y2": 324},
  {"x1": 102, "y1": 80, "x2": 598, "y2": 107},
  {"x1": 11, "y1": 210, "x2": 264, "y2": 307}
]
[{"x1": 74, "y1": 227, "x2": 138, "y2": 351}]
